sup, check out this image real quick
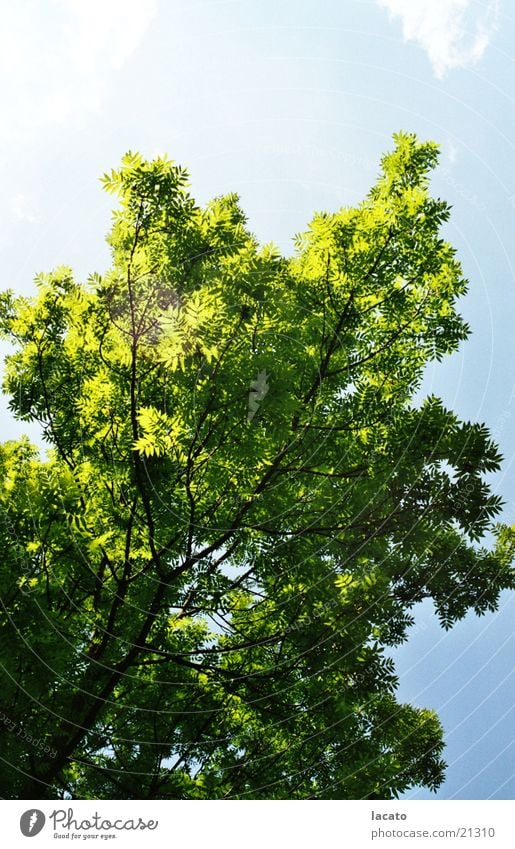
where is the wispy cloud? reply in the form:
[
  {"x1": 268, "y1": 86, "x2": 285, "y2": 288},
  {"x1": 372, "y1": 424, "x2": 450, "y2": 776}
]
[
  {"x1": 377, "y1": 0, "x2": 499, "y2": 78},
  {"x1": 11, "y1": 193, "x2": 38, "y2": 223},
  {"x1": 0, "y1": 0, "x2": 158, "y2": 140},
  {"x1": 447, "y1": 139, "x2": 458, "y2": 164},
  {"x1": 66, "y1": 0, "x2": 158, "y2": 72}
]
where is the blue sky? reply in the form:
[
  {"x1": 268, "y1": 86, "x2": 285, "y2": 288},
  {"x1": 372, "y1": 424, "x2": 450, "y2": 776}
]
[{"x1": 0, "y1": 0, "x2": 513, "y2": 799}]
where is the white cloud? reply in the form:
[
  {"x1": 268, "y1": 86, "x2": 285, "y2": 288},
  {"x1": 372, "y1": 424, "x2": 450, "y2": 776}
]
[
  {"x1": 447, "y1": 139, "x2": 458, "y2": 164},
  {"x1": 0, "y1": 0, "x2": 158, "y2": 140},
  {"x1": 64, "y1": 0, "x2": 158, "y2": 72},
  {"x1": 377, "y1": 0, "x2": 499, "y2": 78},
  {"x1": 11, "y1": 193, "x2": 38, "y2": 223}
]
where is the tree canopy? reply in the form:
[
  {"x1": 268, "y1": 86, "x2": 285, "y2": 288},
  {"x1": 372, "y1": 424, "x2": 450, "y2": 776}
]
[{"x1": 0, "y1": 132, "x2": 513, "y2": 800}]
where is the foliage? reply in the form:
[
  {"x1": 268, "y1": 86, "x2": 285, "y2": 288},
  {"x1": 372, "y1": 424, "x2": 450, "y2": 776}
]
[{"x1": 0, "y1": 135, "x2": 512, "y2": 799}]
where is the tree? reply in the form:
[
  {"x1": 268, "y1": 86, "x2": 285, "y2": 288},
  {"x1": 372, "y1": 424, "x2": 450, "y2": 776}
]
[{"x1": 0, "y1": 133, "x2": 512, "y2": 800}]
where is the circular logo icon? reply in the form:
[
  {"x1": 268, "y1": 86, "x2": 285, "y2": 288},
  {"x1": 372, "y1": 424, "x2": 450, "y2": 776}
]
[{"x1": 20, "y1": 810, "x2": 46, "y2": 837}]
